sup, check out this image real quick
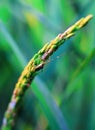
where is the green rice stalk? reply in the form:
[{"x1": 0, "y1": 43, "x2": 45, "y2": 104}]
[{"x1": 1, "y1": 14, "x2": 93, "y2": 130}]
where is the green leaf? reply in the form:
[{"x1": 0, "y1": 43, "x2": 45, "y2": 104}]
[
  {"x1": 61, "y1": 48, "x2": 95, "y2": 101},
  {"x1": 32, "y1": 77, "x2": 68, "y2": 130}
]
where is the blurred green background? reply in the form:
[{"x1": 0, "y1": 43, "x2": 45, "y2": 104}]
[{"x1": 0, "y1": 0, "x2": 95, "y2": 130}]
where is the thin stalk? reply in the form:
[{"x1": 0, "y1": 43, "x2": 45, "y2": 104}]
[{"x1": 1, "y1": 15, "x2": 93, "y2": 130}]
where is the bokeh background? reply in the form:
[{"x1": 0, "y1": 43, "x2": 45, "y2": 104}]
[{"x1": 0, "y1": 0, "x2": 95, "y2": 130}]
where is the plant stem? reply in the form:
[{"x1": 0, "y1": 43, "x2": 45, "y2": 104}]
[{"x1": 1, "y1": 14, "x2": 93, "y2": 130}]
